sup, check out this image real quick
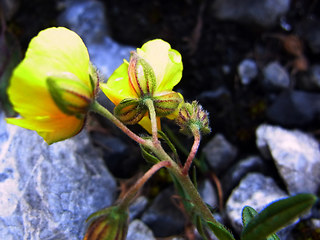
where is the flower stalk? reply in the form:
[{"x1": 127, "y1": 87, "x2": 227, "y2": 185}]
[
  {"x1": 182, "y1": 126, "x2": 201, "y2": 175},
  {"x1": 118, "y1": 160, "x2": 171, "y2": 209},
  {"x1": 90, "y1": 101, "x2": 146, "y2": 145}
]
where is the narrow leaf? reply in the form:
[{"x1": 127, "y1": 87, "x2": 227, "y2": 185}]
[
  {"x1": 242, "y1": 206, "x2": 281, "y2": 240},
  {"x1": 241, "y1": 193, "x2": 317, "y2": 240},
  {"x1": 207, "y1": 221, "x2": 235, "y2": 240},
  {"x1": 195, "y1": 215, "x2": 208, "y2": 240},
  {"x1": 140, "y1": 144, "x2": 160, "y2": 164},
  {"x1": 158, "y1": 130, "x2": 179, "y2": 162},
  {"x1": 242, "y1": 206, "x2": 258, "y2": 227}
]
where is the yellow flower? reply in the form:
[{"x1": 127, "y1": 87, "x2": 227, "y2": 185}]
[
  {"x1": 6, "y1": 27, "x2": 97, "y2": 144},
  {"x1": 100, "y1": 39, "x2": 183, "y2": 132}
]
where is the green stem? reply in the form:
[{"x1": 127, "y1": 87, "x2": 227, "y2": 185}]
[
  {"x1": 90, "y1": 101, "x2": 146, "y2": 145},
  {"x1": 146, "y1": 141, "x2": 216, "y2": 223},
  {"x1": 144, "y1": 98, "x2": 159, "y2": 145},
  {"x1": 119, "y1": 160, "x2": 171, "y2": 209}
]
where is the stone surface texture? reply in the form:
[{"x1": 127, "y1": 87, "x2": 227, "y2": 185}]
[
  {"x1": 127, "y1": 219, "x2": 155, "y2": 240},
  {"x1": 256, "y1": 124, "x2": 320, "y2": 194},
  {"x1": 212, "y1": 0, "x2": 291, "y2": 27},
  {"x1": 226, "y1": 173, "x2": 288, "y2": 233},
  {"x1": 0, "y1": 111, "x2": 117, "y2": 239}
]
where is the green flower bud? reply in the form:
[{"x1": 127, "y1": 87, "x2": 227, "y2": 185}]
[
  {"x1": 84, "y1": 206, "x2": 129, "y2": 240},
  {"x1": 176, "y1": 101, "x2": 211, "y2": 136},
  {"x1": 153, "y1": 91, "x2": 183, "y2": 117},
  {"x1": 128, "y1": 51, "x2": 156, "y2": 97},
  {"x1": 114, "y1": 98, "x2": 147, "y2": 125},
  {"x1": 47, "y1": 73, "x2": 93, "y2": 118}
]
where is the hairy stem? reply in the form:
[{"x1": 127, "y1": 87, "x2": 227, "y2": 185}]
[
  {"x1": 119, "y1": 160, "x2": 171, "y2": 209},
  {"x1": 182, "y1": 126, "x2": 201, "y2": 175},
  {"x1": 90, "y1": 101, "x2": 146, "y2": 145},
  {"x1": 144, "y1": 98, "x2": 159, "y2": 145}
]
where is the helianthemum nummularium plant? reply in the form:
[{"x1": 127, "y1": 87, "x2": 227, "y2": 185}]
[{"x1": 6, "y1": 27, "x2": 317, "y2": 240}]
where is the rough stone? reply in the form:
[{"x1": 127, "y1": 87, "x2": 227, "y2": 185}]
[
  {"x1": 126, "y1": 219, "x2": 155, "y2": 240},
  {"x1": 141, "y1": 187, "x2": 185, "y2": 237},
  {"x1": 222, "y1": 156, "x2": 265, "y2": 198},
  {"x1": 198, "y1": 180, "x2": 218, "y2": 208},
  {"x1": 58, "y1": 0, "x2": 135, "y2": 78},
  {"x1": 90, "y1": 131, "x2": 140, "y2": 178},
  {"x1": 212, "y1": 0, "x2": 291, "y2": 27},
  {"x1": 203, "y1": 134, "x2": 238, "y2": 174},
  {"x1": 129, "y1": 196, "x2": 148, "y2": 220},
  {"x1": 237, "y1": 59, "x2": 258, "y2": 85},
  {"x1": 256, "y1": 124, "x2": 320, "y2": 194},
  {"x1": 263, "y1": 61, "x2": 290, "y2": 90},
  {"x1": 266, "y1": 90, "x2": 320, "y2": 126},
  {"x1": 226, "y1": 173, "x2": 288, "y2": 233},
  {"x1": 0, "y1": 111, "x2": 117, "y2": 239}
]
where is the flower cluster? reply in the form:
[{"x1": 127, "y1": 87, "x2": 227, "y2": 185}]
[{"x1": 100, "y1": 39, "x2": 184, "y2": 132}]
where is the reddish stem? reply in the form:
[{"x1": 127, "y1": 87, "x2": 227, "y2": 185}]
[
  {"x1": 119, "y1": 160, "x2": 171, "y2": 208},
  {"x1": 182, "y1": 127, "x2": 201, "y2": 175}
]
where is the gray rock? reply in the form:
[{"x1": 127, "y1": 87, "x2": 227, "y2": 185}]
[
  {"x1": 126, "y1": 220, "x2": 155, "y2": 240},
  {"x1": 0, "y1": 111, "x2": 117, "y2": 239},
  {"x1": 199, "y1": 180, "x2": 218, "y2": 208},
  {"x1": 309, "y1": 65, "x2": 320, "y2": 89},
  {"x1": 212, "y1": 0, "x2": 291, "y2": 27},
  {"x1": 203, "y1": 134, "x2": 238, "y2": 174},
  {"x1": 263, "y1": 61, "x2": 290, "y2": 90},
  {"x1": 222, "y1": 156, "x2": 265, "y2": 198},
  {"x1": 91, "y1": 131, "x2": 140, "y2": 178},
  {"x1": 58, "y1": 0, "x2": 107, "y2": 44},
  {"x1": 141, "y1": 187, "x2": 185, "y2": 237},
  {"x1": 226, "y1": 173, "x2": 288, "y2": 233},
  {"x1": 256, "y1": 124, "x2": 320, "y2": 194},
  {"x1": 129, "y1": 196, "x2": 148, "y2": 220},
  {"x1": 58, "y1": 0, "x2": 135, "y2": 78},
  {"x1": 238, "y1": 59, "x2": 258, "y2": 85},
  {"x1": 266, "y1": 90, "x2": 320, "y2": 126}
]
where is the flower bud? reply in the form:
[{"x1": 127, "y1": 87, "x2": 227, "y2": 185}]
[
  {"x1": 176, "y1": 101, "x2": 211, "y2": 136},
  {"x1": 128, "y1": 51, "x2": 156, "y2": 97},
  {"x1": 84, "y1": 206, "x2": 129, "y2": 240},
  {"x1": 47, "y1": 73, "x2": 93, "y2": 118},
  {"x1": 114, "y1": 98, "x2": 147, "y2": 125},
  {"x1": 153, "y1": 91, "x2": 183, "y2": 117}
]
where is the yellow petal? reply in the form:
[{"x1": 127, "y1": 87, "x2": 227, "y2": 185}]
[
  {"x1": 138, "y1": 116, "x2": 161, "y2": 134},
  {"x1": 25, "y1": 27, "x2": 91, "y2": 88},
  {"x1": 137, "y1": 39, "x2": 183, "y2": 92},
  {"x1": 6, "y1": 115, "x2": 84, "y2": 144},
  {"x1": 8, "y1": 27, "x2": 91, "y2": 118},
  {"x1": 100, "y1": 61, "x2": 137, "y2": 105}
]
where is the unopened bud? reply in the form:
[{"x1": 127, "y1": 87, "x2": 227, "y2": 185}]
[
  {"x1": 128, "y1": 51, "x2": 156, "y2": 97},
  {"x1": 114, "y1": 98, "x2": 147, "y2": 125},
  {"x1": 47, "y1": 73, "x2": 93, "y2": 118},
  {"x1": 153, "y1": 91, "x2": 183, "y2": 117},
  {"x1": 176, "y1": 101, "x2": 211, "y2": 136},
  {"x1": 84, "y1": 206, "x2": 129, "y2": 240}
]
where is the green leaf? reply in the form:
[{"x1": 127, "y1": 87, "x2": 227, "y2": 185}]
[
  {"x1": 266, "y1": 233, "x2": 280, "y2": 240},
  {"x1": 241, "y1": 193, "x2": 317, "y2": 240},
  {"x1": 195, "y1": 215, "x2": 208, "y2": 240},
  {"x1": 242, "y1": 206, "x2": 280, "y2": 240},
  {"x1": 140, "y1": 144, "x2": 160, "y2": 164},
  {"x1": 242, "y1": 206, "x2": 258, "y2": 227},
  {"x1": 206, "y1": 221, "x2": 235, "y2": 240},
  {"x1": 158, "y1": 130, "x2": 179, "y2": 162}
]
